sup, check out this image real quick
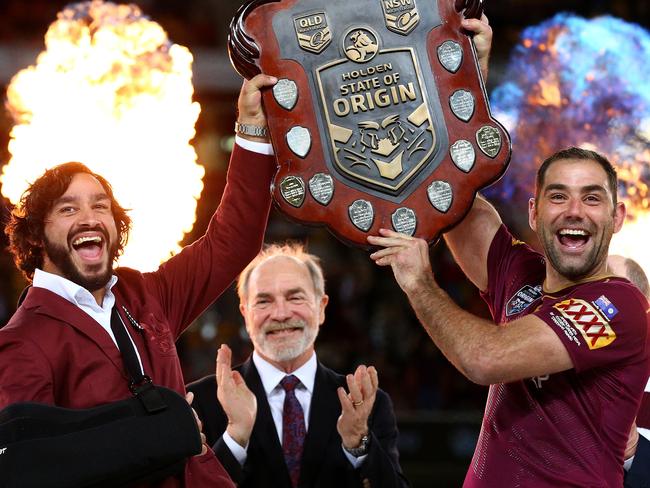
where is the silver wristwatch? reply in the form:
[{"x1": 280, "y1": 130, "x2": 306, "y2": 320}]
[
  {"x1": 343, "y1": 434, "x2": 370, "y2": 457},
  {"x1": 235, "y1": 121, "x2": 268, "y2": 138}
]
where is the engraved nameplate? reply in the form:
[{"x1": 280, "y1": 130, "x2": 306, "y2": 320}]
[
  {"x1": 273, "y1": 79, "x2": 298, "y2": 110},
  {"x1": 476, "y1": 126, "x2": 502, "y2": 158},
  {"x1": 427, "y1": 180, "x2": 453, "y2": 213},
  {"x1": 449, "y1": 89, "x2": 475, "y2": 122},
  {"x1": 437, "y1": 40, "x2": 463, "y2": 73},
  {"x1": 280, "y1": 175, "x2": 306, "y2": 207},
  {"x1": 450, "y1": 140, "x2": 475, "y2": 173},
  {"x1": 286, "y1": 126, "x2": 312, "y2": 158},
  {"x1": 391, "y1": 207, "x2": 417, "y2": 236},
  {"x1": 348, "y1": 199, "x2": 374, "y2": 232},
  {"x1": 309, "y1": 173, "x2": 334, "y2": 205}
]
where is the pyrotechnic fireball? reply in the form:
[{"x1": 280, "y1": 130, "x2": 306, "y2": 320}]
[
  {"x1": 489, "y1": 14, "x2": 650, "y2": 273},
  {"x1": 1, "y1": 0, "x2": 203, "y2": 271}
]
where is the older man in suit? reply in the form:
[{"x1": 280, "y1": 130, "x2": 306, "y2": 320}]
[{"x1": 187, "y1": 243, "x2": 409, "y2": 487}]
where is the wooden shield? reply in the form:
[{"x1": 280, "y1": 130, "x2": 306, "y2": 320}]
[{"x1": 229, "y1": 0, "x2": 510, "y2": 247}]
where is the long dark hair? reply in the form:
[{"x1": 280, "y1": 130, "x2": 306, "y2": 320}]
[{"x1": 5, "y1": 162, "x2": 131, "y2": 281}]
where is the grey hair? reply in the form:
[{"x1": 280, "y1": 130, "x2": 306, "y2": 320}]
[{"x1": 237, "y1": 242, "x2": 325, "y2": 302}]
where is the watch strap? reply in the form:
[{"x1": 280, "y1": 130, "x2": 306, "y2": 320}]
[
  {"x1": 343, "y1": 434, "x2": 370, "y2": 457},
  {"x1": 235, "y1": 121, "x2": 268, "y2": 138}
]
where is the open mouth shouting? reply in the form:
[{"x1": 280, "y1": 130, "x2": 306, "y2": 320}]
[
  {"x1": 70, "y1": 231, "x2": 107, "y2": 265},
  {"x1": 556, "y1": 228, "x2": 591, "y2": 253}
]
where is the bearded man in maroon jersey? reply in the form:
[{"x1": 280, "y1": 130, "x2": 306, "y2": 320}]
[{"x1": 367, "y1": 18, "x2": 649, "y2": 486}]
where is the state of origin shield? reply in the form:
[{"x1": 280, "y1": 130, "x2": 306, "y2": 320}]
[{"x1": 229, "y1": 0, "x2": 510, "y2": 247}]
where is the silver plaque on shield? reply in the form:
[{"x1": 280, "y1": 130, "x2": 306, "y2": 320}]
[
  {"x1": 273, "y1": 79, "x2": 298, "y2": 111},
  {"x1": 286, "y1": 126, "x2": 312, "y2": 158},
  {"x1": 391, "y1": 207, "x2": 417, "y2": 236},
  {"x1": 437, "y1": 40, "x2": 463, "y2": 73},
  {"x1": 476, "y1": 126, "x2": 502, "y2": 158},
  {"x1": 308, "y1": 173, "x2": 334, "y2": 205},
  {"x1": 427, "y1": 181, "x2": 453, "y2": 213},
  {"x1": 450, "y1": 140, "x2": 475, "y2": 173},
  {"x1": 280, "y1": 175, "x2": 306, "y2": 207},
  {"x1": 348, "y1": 199, "x2": 374, "y2": 232},
  {"x1": 449, "y1": 90, "x2": 475, "y2": 122}
]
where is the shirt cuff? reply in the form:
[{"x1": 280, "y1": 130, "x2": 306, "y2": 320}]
[
  {"x1": 235, "y1": 135, "x2": 274, "y2": 156},
  {"x1": 222, "y1": 431, "x2": 248, "y2": 466},
  {"x1": 342, "y1": 446, "x2": 368, "y2": 468}
]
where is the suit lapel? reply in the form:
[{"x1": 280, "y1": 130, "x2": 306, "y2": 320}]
[
  {"x1": 300, "y1": 362, "x2": 342, "y2": 486},
  {"x1": 24, "y1": 287, "x2": 128, "y2": 379},
  {"x1": 242, "y1": 360, "x2": 292, "y2": 486}
]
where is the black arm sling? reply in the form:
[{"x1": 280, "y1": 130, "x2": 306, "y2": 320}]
[{"x1": 0, "y1": 296, "x2": 202, "y2": 488}]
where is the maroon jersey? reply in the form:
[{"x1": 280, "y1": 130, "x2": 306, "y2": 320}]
[
  {"x1": 635, "y1": 378, "x2": 650, "y2": 458},
  {"x1": 463, "y1": 225, "x2": 649, "y2": 487}
]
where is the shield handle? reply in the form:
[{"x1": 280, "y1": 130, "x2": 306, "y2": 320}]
[
  {"x1": 228, "y1": 0, "x2": 280, "y2": 79},
  {"x1": 455, "y1": 0, "x2": 484, "y2": 19}
]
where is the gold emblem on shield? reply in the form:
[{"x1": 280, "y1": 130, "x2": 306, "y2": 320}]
[
  {"x1": 344, "y1": 29, "x2": 379, "y2": 63},
  {"x1": 317, "y1": 40, "x2": 438, "y2": 194},
  {"x1": 380, "y1": 0, "x2": 420, "y2": 36},
  {"x1": 294, "y1": 12, "x2": 332, "y2": 54}
]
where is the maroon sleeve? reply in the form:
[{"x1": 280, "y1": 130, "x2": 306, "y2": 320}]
[
  {"x1": 0, "y1": 329, "x2": 54, "y2": 407},
  {"x1": 481, "y1": 224, "x2": 545, "y2": 322},
  {"x1": 532, "y1": 279, "x2": 649, "y2": 372},
  {"x1": 183, "y1": 448, "x2": 236, "y2": 488},
  {"x1": 638, "y1": 390, "x2": 650, "y2": 430},
  {"x1": 143, "y1": 144, "x2": 275, "y2": 339}
]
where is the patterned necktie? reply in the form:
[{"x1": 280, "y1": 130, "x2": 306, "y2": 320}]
[{"x1": 280, "y1": 374, "x2": 306, "y2": 488}]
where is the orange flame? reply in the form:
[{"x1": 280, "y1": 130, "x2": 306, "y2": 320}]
[
  {"x1": 1, "y1": 0, "x2": 203, "y2": 271},
  {"x1": 493, "y1": 16, "x2": 650, "y2": 277},
  {"x1": 608, "y1": 150, "x2": 650, "y2": 274}
]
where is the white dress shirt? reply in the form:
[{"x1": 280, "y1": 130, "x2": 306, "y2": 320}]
[
  {"x1": 222, "y1": 351, "x2": 366, "y2": 468},
  {"x1": 32, "y1": 268, "x2": 144, "y2": 373},
  {"x1": 235, "y1": 136, "x2": 274, "y2": 155}
]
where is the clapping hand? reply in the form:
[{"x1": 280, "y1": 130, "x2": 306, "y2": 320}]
[{"x1": 216, "y1": 344, "x2": 257, "y2": 448}]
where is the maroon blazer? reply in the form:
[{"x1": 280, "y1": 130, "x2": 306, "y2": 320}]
[{"x1": 0, "y1": 145, "x2": 275, "y2": 487}]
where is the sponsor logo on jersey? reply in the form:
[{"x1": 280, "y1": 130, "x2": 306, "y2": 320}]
[
  {"x1": 593, "y1": 295, "x2": 619, "y2": 320},
  {"x1": 553, "y1": 298, "x2": 616, "y2": 349},
  {"x1": 550, "y1": 313, "x2": 581, "y2": 346},
  {"x1": 506, "y1": 284, "x2": 543, "y2": 317}
]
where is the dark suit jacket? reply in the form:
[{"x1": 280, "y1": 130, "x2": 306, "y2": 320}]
[
  {"x1": 0, "y1": 145, "x2": 274, "y2": 487},
  {"x1": 187, "y1": 358, "x2": 409, "y2": 488},
  {"x1": 625, "y1": 435, "x2": 650, "y2": 488}
]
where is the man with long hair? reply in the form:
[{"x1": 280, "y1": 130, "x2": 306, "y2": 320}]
[{"x1": 0, "y1": 74, "x2": 278, "y2": 487}]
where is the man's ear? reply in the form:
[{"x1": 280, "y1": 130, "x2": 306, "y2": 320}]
[
  {"x1": 318, "y1": 294, "x2": 329, "y2": 326},
  {"x1": 613, "y1": 201, "x2": 626, "y2": 234},
  {"x1": 528, "y1": 198, "x2": 538, "y2": 232}
]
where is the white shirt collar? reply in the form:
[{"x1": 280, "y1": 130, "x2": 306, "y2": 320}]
[
  {"x1": 252, "y1": 350, "x2": 317, "y2": 396},
  {"x1": 33, "y1": 268, "x2": 118, "y2": 310}
]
